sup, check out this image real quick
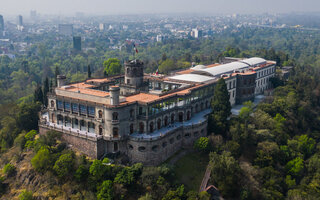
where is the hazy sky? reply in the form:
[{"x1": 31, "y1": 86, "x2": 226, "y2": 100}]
[{"x1": 1, "y1": 0, "x2": 320, "y2": 16}]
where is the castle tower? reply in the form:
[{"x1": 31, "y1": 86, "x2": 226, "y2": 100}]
[
  {"x1": 110, "y1": 86, "x2": 120, "y2": 105},
  {"x1": 124, "y1": 60, "x2": 144, "y2": 87}
]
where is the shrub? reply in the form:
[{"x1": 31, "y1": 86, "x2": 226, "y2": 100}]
[
  {"x1": 31, "y1": 146, "x2": 52, "y2": 172},
  {"x1": 3, "y1": 163, "x2": 16, "y2": 177},
  {"x1": 24, "y1": 130, "x2": 37, "y2": 141},
  {"x1": 194, "y1": 137, "x2": 210, "y2": 152},
  {"x1": 53, "y1": 152, "x2": 75, "y2": 178},
  {"x1": 97, "y1": 180, "x2": 113, "y2": 200},
  {"x1": 19, "y1": 189, "x2": 34, "y2": 200}
]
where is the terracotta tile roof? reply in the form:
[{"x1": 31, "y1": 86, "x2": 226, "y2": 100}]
[
  {"x1": 68, "y1": 82, "x2": 95, "y2": 89},
  {"x1": 61, "y1": 87, "x2": 109, "y2": 97},
  {"x1": 85, "y1": 78, "x2": 112, "y2": 83},
  {"x1": 176, "y1": 69, "x2": 195, "y2": 75}
]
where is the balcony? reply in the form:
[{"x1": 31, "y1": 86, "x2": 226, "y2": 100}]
[{"x1": 111, "y1": 120, "x2": 119, "y2": 125}]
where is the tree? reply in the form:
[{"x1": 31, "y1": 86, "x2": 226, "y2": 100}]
[
  {"x1": 158, "y1": 59, "x2": 175, "y2": 74},
  {"x1": 16, "y1": 102, "x2": 41, "y2": 131},
  {"x1": 31, "y1": 146, "x2": 52, "y2": 172},
  {"x1": 3, "y1": 163, "x2": 16, "y2": 177},
  {"x1": 33, "y1": 85, "x2": 43, "y2": 104},
  {"x1": 43, "y1": 77, "x2": 49, "y2": 107},
  {"x1": 89, "y1": 159, "x2": 105, "y2": 181},
  {"x1": 114, "y1": 168, "x2": 135, "y2": 186},
  {"x1": 88, "y1": 65, "x2": 92, "y2": 78},
  {"x1": 286, "y1": 157, "x2": 304, "y2": 177},
  {"x1": 138, "y1": 193, "x2": 153, "y2": 200},
  {"x1": 97, "y1": 180, "x2": 114, "y2": 200},
  {"x1": 54, "y1": 65, "x2": 60, "y2": 86},
  {"x1": 209, "y1": 151, "x2": 242, "y2": 198},
  {"x1": 209, "y1": 78, "x2": 231, "y2": 135},
  {"x1": 53, "y1": 152, "x2": 75, "y2": 178},
  {"x1": 103, "y1": 58, "x2": 121, "y2": 76},
  {"x1": 19, "y1": 190, "x2": 34, "y2": 200},
  {"x1": 194, "y1": 137, "x2": 210, "y2": 152}
]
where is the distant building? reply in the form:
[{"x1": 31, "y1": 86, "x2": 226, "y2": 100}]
[
  {"x1": 30, "y1": 10, "x2": 37, "y2": 19},
  {"x1": 99, "y1": 23, "x2": 105, "y2": 31},
  {"x1": 191, "y1": 28, "x2": 202, "y2": 38},
  {"x1": 58, "y1": 24, "x2": 73, "y2": 35},
  {"x1": 18, "y1": 15, "x2": 23, "y2": 26},
  {"x1": 156, "y1": 35, "x2": 163, "y2": 42},
  {"x1": 17, "y1": 15, "x2": 24, "y2": 31},
  {"x1": 0, "y1": 15, "x2": 4, "y2": 31},
  {"x1": 73, "y1": 36, "x2": 81, "y2": 51}
]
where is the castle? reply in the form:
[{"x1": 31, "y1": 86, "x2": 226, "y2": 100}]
[{"x1": 39, "y1": 57, "x2": 276, "y2": 165}]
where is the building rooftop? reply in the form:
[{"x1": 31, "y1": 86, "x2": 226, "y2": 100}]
[
  {"x1": 168, "y1": 74, "x2": 215, "y2": 83},
  {"x1": 192, "y1": 61, "x2": 249, "y2": 77}
]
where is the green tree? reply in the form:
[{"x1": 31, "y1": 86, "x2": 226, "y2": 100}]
[
  {"x1": 16, "y1": 102, "x2": 41, "y2": 131},
  {"x1": 158, "y1": 59, "x2": 175, "y2": 74},
  {"x1": 33, "y1": 85, "x2": 43, "y2": 104},
  {"x1": 209, "y1": 78, "x2": 231, "y2": 135},
  {"x1": 103, "y1": 58, "x2": 121, "y2": 76},
  {"x1": 19, "y1": 190, "x2": 34, "y2": 200},
  {"x1": 53, "y1": 152, "x2": 75, "y2": 178},
  {"x1": 88, "y1": 65, "x2": 92, "y2": 78},
  {"x1": 138, "y1": 193, "x2": 153, "y2": 200},
  {"x1": 97, "y1": 180, "x2": 114, "y2": 200},
  {"x1": 286, "y1": 157, "x2": 304, "y2": 177},
  {"x1": 89, "y1": 159, "x2": 105, "y2": 181},
  {"x1": 43, "y1": 77, "x2": 49, "y2": 107},
  {"x1": 194, "y1": 137, "x2": 210, "y2": 152},
  {"x1": 31, "y1": 146, "x2": 52, "y2": 172},
  {"x1": 210, "y1": 151, "x2": 242, "y2": 198},
  {"x1": 114, "y1": 168, "x2": 135, "y2": 186},
  {"x1": 3, "y1": 163, "x2": 16, "y2": 177}
]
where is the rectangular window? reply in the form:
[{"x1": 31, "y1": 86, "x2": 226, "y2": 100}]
[
  {"x1": 64, "y1": 102, "x2": 71, "y2": 111},
  {"x1": 88, "y1": 106, "x2": 95, "y2": 117},
  {"x1": 72, "y1": 103, "x2": 79, "y2": 113},
  {"x1": 80, "y1": 104, "x2": 87, "y2": 115},
  {"x1": 57, "y1": 100, "x2": 63, "y2": 110}
]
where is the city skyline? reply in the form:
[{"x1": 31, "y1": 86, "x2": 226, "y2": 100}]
[{"x1": 1, "y1": 0, "x2": 320, "y2": 16}]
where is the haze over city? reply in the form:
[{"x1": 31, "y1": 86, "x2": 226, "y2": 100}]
[{"x1": 1, "y1": 0, "x2": 320, "y2": 15}]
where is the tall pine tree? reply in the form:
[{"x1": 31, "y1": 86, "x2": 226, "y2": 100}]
[
  {"x1": 54, "y1": 65, "x2": 60, "y2": 86},
  {"x1": 34, "y1": 85, "x2": 43, "y2": 104},
  {"x1": 209, "y1": 78, "x2": 231, "y2": 136},
  {"x1": 88, "y1": 65, "x2": 92, "y2": 78},
  {"x1": 43, "y1": 77, "x2": 49, "y2": 107}
]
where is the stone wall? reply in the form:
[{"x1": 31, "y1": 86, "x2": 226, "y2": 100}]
[
  {"x1": 127, "y1": 119, "x2": 207, "y2": 165},
  {"x1": 39, "y1": 125, "x2": 104, "y2": 158}
]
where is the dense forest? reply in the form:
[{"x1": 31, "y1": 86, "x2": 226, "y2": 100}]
[{"x1": 0, "y1": 26, "x2": 320, "y2": 199}]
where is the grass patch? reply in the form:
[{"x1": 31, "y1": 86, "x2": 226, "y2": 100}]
[{"x1": 171, "y1": 151, "x2": 209, "y2": 191}]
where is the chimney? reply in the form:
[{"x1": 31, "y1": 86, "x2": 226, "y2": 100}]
[
  {"x1": 110, "y1": 86, "x2": 120, "y2": 105},
  {"x1": 57, "y1": 75, "x2": 66, "y2": 87}
]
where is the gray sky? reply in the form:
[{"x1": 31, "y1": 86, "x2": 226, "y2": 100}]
[{"x1": 1, "y1": 0, "x2": 320, "y2": 16}]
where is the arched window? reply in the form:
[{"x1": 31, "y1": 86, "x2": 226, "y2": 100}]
[
  {"x1": 126, "y1": 68, "x2": 130, "y2": 74},
  {"x1": 139, "y1": 122, "x2": 144, "y2": 133},
  {"x1": 195, "y1": 104, "x2": 199, "y2": 112},
  {"x1": 200, "y1": 102, "x2": 204, "y2": 110},
  {"x1": 157, "y1": 119, "x2": 161, "y2": 130},
  {"x1": 57, "y1": 115, "x2": 63, "y2": 125},
  {"x1": 99, "y1": 125, "x2": 103, "y2": 135},
  {"x1": 205, "y1": 101, "x2": 209, "y2": 108},
  {"x1": 113, "y1": 127, "x2": 119, "y2": 138},
  {"x1": 171, "y1": 113, "x2": 175, "y2": 124},
  {"x1": 178, "y1": 112, "x2": 183, "y2": 122},
  {"x1": 187, "y1": 111, "x2": 191, "y2": 120},
  {"x1": 130, "y1": 124, "x2": 134, "y2": 134},
  {"x1": 114, "y1": 142, "x2": 118, "y2": 151},
  {"x1": 130, "y1": 109, "x2": 134, "y2": 118},
  {"x1": 149, "y1": 122, "x2": 154, "y2": 133},
  {"x1": 51, "y1": 100, "x2": 54, "y2": 108},
  {"x1": 98, "y1": 110, "x2": 103, "y2": 118},
  {"x1": 164, "y1": 116, "x2": 168, "y2": 126},
  {"x1": 51, "y1": 113, "x2": 55, "y2": 123},
  {"x1": 112, "y1": 112, "x2": 118, "y2": 120}
]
